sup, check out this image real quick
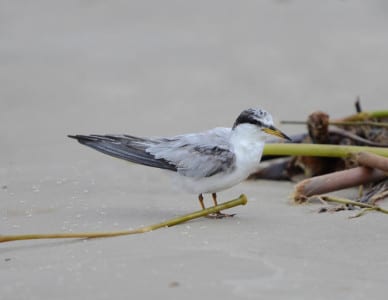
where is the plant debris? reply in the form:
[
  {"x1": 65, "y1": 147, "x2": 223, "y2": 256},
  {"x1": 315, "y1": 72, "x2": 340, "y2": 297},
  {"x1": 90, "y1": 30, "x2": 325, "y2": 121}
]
[{"x1": 250, "y1": 100, "x2": 388, "y2": 216}]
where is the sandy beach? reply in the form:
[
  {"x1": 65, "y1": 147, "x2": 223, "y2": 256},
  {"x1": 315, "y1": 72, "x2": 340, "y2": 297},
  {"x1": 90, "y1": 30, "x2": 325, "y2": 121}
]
[{"x1": 1, "y1": 1, "x2": 388, "y2": 299}]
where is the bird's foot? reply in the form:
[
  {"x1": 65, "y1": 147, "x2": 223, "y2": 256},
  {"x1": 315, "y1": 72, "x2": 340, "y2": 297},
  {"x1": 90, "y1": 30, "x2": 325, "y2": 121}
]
[{"x1": 206, "y1": 212, "x2": 236, "y2": 219}]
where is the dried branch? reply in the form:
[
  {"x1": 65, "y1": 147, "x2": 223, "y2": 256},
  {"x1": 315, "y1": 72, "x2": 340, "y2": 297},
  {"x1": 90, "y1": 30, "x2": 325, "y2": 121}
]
[
  {"x1": 0, "y1": 194, "x2": 248, "y2": 243},
  {"x1": 293, "y1": 167, "x2": 386, "y2": 203}
]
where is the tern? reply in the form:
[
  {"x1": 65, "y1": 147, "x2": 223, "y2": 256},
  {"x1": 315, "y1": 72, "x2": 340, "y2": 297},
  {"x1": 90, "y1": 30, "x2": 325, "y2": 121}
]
[{"x1": 69, "y1": 108, "x2": 291, "y2": 218}]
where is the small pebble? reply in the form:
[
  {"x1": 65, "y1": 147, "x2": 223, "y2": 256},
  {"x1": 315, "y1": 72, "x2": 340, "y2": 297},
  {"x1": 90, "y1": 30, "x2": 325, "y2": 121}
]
[{"x1": 168, "y1": 281, "x2": 180, "y2": 288}]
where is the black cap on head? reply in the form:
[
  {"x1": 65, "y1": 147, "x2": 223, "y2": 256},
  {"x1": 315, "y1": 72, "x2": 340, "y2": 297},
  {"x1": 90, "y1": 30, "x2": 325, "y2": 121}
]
[{"x1": 232, "y1": 108, "x2": 271, "y2": 129}]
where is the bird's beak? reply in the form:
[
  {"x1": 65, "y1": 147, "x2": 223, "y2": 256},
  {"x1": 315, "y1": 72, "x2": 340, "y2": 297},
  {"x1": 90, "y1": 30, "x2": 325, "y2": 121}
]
[{"x1": 262, "y1": 125, "x2": 292, "y2": 141}]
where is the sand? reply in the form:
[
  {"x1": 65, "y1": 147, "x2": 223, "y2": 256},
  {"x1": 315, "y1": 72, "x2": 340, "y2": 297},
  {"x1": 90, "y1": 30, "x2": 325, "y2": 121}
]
[{"x1": 1, "y1": 1, "x2": 388, "y2": 299}]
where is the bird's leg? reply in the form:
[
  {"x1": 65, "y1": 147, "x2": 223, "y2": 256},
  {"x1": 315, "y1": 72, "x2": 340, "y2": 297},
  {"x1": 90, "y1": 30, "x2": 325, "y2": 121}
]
[
  {"x1": 211, "y1": 193, "x2": 235, "y2": 218},
  {"x1": 198, "y1": 193, "x2": 235, "y2": 219},
  {"x1": 198, "y1": 193, "x2": 206, "y2": 210},
  {"x1": 199, "y1": 193, "x2": 216, "y2": 219},
  {"x1": 211, "y1": 193, "x2": 218, "y2": 206}
]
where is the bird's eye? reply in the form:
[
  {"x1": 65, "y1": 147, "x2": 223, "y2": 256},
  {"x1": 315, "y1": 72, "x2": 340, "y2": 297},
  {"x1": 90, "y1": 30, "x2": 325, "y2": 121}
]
[{"x1": 254, "y1": 119, "x2": 263, "y2": 127}]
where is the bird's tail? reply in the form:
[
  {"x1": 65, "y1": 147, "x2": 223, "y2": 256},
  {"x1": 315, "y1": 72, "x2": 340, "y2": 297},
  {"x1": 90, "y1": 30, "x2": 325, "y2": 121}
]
[{"x1": 68, "y1": 134, "x2": 177, "y2": 171}]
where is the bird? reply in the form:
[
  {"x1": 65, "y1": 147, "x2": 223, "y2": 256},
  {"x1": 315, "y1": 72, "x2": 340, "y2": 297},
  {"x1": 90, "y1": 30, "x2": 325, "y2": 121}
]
[{"x1": 68, "y1": 108, "x2": 291, "y2": 218}]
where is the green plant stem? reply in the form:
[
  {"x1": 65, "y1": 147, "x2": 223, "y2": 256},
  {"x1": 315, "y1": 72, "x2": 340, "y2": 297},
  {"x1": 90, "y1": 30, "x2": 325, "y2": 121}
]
[
  {"x1": 319, "y1": 195, "x2": 388, "y2": 218},
  {"x1": 263, "y1": 143, "x2": 388, "y2": 158},
  {"x1": 329, "y1": 121, "x2": 388, "y2": 128},
  {"x1": 281, "y1": 120, "x2": 388, "y2": 128},
  {"x1": 0, "y1": 194, "x2": 248, "y2": 243},
  {"x1": 282, "y1": 110, "x2": 388, "y2": 126},
  {"x1": 321, "y1": 196, "x2": 378, "y2": 209},
  {"x1": 340, "y1": 110, "x2": 388, "y2": 121}
]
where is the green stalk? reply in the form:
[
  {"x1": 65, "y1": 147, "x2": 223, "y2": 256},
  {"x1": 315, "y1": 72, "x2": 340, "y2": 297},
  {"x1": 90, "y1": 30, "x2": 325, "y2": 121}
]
[
  {"x1": 0, "y1": 194, "x2": 248, "y2": 243},
  {"x1": 370, "y1": 110, "x2": 388, "y2": 118},
  {"x1": 320, "y1": 195, "x2": 388, "y2": 218},
  {"x1": 339, "y1": 110, "x2": 388, "y2": 121},
  {"x1": 329, "y1": 121, "x2": 388, "y2": 128},
  {"x1": 281, "y1": 120, "x2": 388, "y2": 127},
  {"x1": 263, "y1": 143, "x2": 388, "y2": 158},
  {"x1": 282, "y1": 110, "x2": 388, "y2": 126}
]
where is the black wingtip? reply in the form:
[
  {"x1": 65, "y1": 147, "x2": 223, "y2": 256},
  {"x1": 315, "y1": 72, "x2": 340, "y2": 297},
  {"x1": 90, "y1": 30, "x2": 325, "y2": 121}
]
[
  {"x1": 68, "y1": 134, "x2": 85, "y2": 141},
  {"x1": 68, "y1": 134, "x2": 98, "y2": 143}
]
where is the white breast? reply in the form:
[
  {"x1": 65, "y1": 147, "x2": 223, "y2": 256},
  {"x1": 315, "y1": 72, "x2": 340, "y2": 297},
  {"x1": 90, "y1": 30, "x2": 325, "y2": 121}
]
[{"x1": 171, "y1": 123, "x2": 266, "y2": 194}]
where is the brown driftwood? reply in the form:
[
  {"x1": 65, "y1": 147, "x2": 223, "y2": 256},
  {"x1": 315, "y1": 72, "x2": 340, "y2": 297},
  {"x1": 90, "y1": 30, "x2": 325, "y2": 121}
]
[
  {"x1": 354, "y1": 152, "x2": 388, "y2": 172},
  {"x1": 293, "y1": 150, "x2": 388, "y2": 202},
  {"x1": 293, "y1": 167, "x2": 386, "y2": 203}
]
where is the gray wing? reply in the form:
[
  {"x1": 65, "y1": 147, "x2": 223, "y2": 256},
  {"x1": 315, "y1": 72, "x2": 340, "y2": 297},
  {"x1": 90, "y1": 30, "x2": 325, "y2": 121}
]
[
  {"x1": 68, "y1": 134, "x2": 178, "y2": 171},
  {"x1": 147, "y1": 127, "x2": 236, "y2": 178},
  {"x1": 69, "y1": 127, "x2": 235, "y2": 178}
]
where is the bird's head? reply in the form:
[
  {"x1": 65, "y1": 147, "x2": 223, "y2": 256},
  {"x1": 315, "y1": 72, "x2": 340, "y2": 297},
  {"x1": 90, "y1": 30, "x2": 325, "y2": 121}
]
[{"x1": 232, "y1": 108, "x2": 291, "y2": 141}]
